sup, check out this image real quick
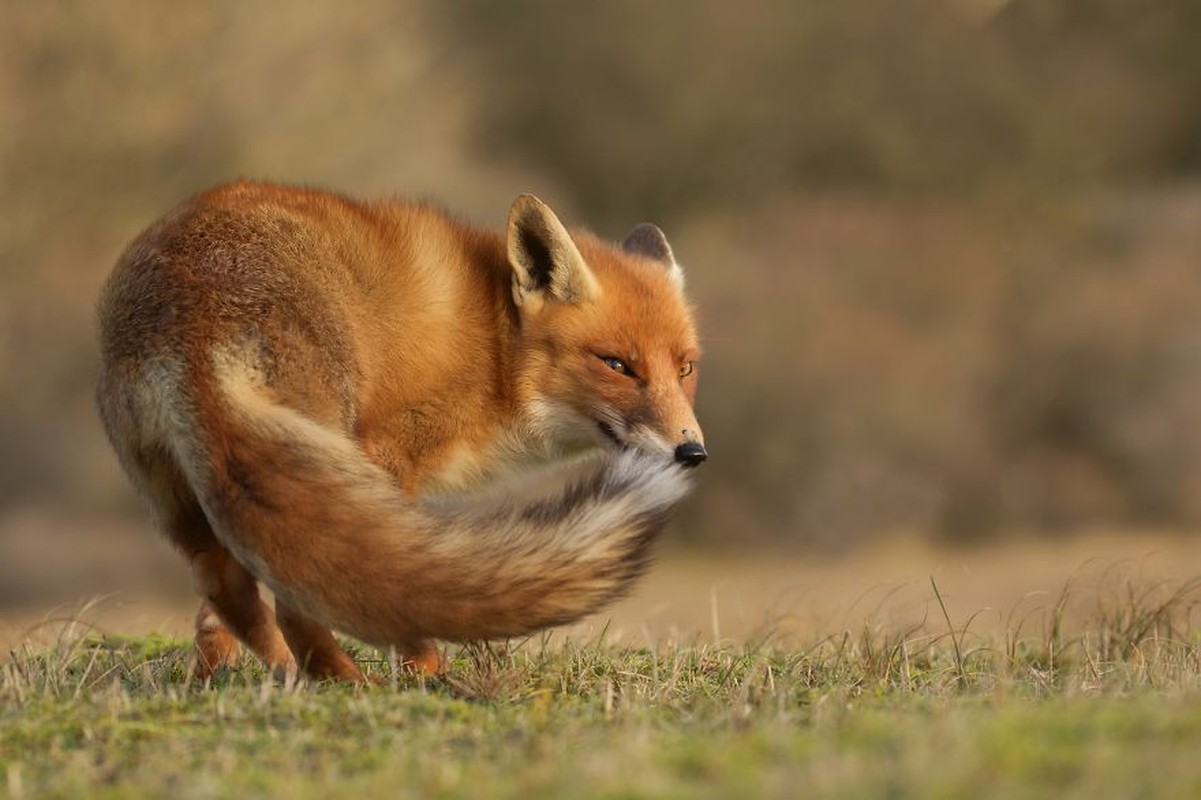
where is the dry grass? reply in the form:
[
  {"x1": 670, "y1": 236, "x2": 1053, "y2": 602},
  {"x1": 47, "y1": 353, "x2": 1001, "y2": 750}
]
[
  {"x1": 2, "y1": 571, "x2": 1200, "y2": 798},
  {"x1": 4, "y1": 534, "x2": 1201, "y2": 796}
]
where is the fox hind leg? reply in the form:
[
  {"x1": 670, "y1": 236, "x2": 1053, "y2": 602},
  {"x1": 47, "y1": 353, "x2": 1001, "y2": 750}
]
[
  {"x1": 102, "y1": 392, "x2": 295, "y2": 678},
  {"x1": 145, "y1": 474, "x2": 294, "y2": 678},
  {"x1": 192, "y1": 600, "x2": 241, "y2": 678},
  {"x1": 181, "y1": 518, "x2": 359, "y2": 682},
  {"x1": 139, "y1": 454, "x2": 366, "y2": 684},
  {"x1": 402, "y1": 639, "x2": 447, "y2": 676},
  {"x1": 275, "y1": 604, "x2": 445, "y2": 682},
  {"x1": 275, "y1": 600, "x2": 365, "y2": 682},
  {"x1": 188, "y1": 546, "x2": 295, "y2": 676}
]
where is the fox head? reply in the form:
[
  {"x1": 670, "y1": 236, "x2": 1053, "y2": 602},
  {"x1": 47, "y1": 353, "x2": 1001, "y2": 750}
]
[{"x1": 507, "y1": 195, "x2": 706, "y2": 468}]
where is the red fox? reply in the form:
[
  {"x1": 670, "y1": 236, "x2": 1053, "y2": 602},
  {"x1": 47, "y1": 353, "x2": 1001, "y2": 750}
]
[{"x1": 96, "y1": 181, "x2": 705, "y2": 682}]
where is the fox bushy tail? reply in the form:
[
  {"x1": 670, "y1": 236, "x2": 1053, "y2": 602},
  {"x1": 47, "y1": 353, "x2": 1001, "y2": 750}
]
[{"x1": 170, "y1": 358, "x2": 690, "y2": 647}]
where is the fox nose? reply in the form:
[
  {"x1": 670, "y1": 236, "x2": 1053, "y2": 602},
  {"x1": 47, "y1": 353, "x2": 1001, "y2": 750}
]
[{"x1": 674, "y1": 442, "x2": 708, "y2": 468}]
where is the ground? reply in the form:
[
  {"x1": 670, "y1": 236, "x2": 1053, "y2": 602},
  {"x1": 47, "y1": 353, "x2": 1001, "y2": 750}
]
[{"x1": 2, "y1": 528, "x2": 1201, "y2": 797}]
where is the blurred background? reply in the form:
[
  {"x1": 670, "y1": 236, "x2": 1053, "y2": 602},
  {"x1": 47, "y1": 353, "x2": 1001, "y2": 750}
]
[{"x1": 3, "y1": 0, "x2": 1200, "y2": 640}]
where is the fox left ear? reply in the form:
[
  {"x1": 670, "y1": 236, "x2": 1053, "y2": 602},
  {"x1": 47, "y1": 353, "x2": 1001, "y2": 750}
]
[
  {"x1": 507, "y1": 195, "x2": 600, "y2": 312},
  {"x1": 622, "y1": 223, "x2": 684, "y2": 287}
]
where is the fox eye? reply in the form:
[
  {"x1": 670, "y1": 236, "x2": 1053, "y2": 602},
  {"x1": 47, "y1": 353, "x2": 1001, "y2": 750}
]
[
  {"x1": 600, "y1": 355, "x2": 631, "y2": 376},
  {"x1": 679, "y1": 361, "x2": 696, "y2": 379}
]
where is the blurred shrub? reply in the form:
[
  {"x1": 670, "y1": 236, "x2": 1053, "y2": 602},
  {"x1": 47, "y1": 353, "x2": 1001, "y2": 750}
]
[
  {"x1": 438, "y1": 0, "x2": 1198, "y2": 228},
  {"x1": 1, "y1": 0, "x2": 1200, "y2": 550},
  {"x1": 987, "y1": 191, "x2": 1201, "y2": 531},
  {"x1": 672, "y1": 191, "x2": 1201, "y2": 546}
]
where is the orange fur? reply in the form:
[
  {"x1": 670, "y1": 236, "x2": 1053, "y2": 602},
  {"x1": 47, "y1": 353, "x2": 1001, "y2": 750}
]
[{"x1": 96, "y1": 181, "x2": 704, "y2": 682}]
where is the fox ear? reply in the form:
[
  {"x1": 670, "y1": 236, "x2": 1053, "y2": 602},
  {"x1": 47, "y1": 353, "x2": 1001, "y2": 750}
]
[
  {"x1": 622, "y1": 223, "x2": 684, "y2": 287},
  {"x1": 507, "y1": 195, "x2": 599, "y2": 311}
]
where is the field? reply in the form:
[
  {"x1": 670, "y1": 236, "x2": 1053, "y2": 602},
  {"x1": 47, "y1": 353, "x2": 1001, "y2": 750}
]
[
  {"x1": 3, "y1": 613, "x2": 1201, "y2": 798},
  {"x1": 3, "y1": 534, "x2": 1201, "y2": 798}
]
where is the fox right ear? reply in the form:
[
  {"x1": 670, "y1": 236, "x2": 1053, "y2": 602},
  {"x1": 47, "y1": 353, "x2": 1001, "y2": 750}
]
[
  {"x1": 507, "y1": 195, "x2": 599, "y2": 312},
  {"x1": 622, "y1": 222, "x2": 684, "y2": 288}
]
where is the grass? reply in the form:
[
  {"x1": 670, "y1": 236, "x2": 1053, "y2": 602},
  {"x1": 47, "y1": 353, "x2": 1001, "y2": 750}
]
[{"x1": 3, "y1": 579, "x2": 1201, "y2": 799}]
